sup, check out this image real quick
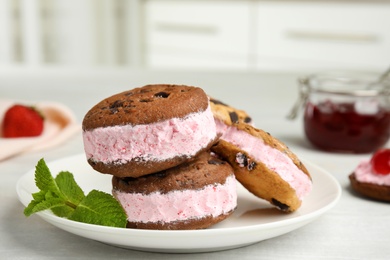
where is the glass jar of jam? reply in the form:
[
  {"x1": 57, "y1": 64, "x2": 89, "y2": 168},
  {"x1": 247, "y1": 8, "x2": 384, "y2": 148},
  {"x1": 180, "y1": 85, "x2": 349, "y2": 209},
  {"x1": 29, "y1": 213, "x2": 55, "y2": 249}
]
[{"x1": 289, "y1": 71, "x2": 390, "y2": 153}]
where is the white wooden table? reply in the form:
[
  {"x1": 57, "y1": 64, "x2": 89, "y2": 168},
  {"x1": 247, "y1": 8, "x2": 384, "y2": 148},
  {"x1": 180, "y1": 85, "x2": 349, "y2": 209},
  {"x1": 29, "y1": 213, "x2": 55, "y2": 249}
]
[{"x1": 1, "y1": 68, "x2": 389, "y2": 259}]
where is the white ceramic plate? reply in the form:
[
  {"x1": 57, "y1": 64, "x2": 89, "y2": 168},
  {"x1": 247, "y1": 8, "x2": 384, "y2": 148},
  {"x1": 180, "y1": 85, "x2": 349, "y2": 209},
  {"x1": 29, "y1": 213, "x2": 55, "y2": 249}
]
[{"x1": 16, "y1": 154, "x2": 341, "y2": 253}]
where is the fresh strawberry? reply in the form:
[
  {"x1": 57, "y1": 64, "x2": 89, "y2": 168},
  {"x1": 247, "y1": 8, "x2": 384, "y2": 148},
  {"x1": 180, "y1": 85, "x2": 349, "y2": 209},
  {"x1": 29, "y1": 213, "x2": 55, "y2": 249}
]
[
  {"x1": 2, "y1": 104, "x2": 44, "y2": 138},
  {"x1": 370, "y1": 149, "x2": 390, "y2": 175}
]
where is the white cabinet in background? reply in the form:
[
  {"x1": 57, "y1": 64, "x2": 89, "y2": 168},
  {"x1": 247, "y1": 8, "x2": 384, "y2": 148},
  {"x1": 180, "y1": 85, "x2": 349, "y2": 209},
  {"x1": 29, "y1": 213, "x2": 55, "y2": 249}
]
[
  {"x1": 143, "y1": 0, "x2": 390, "y2": 71},
  {"x1": 2, "y1": 0, "x2": 389, "y2": 71},
  {"x1": 143, "y1": 0, "x2": 253, "y2": 70},
  {"x1": 255, "y1": 2, "x2": 390, "y2": 71}
]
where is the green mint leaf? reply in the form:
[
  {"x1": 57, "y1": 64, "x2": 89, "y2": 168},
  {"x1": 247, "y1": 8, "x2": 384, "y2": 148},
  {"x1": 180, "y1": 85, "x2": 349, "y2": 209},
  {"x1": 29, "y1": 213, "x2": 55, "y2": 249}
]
[
  {"x1": 25, "y1": 158, "x2": 128, "y2": 228},
  {"x1": 55, "y1": 171, "x2": 85, "y2": 206},
  {"x1": 24, "y1": 190, "x2": 63, "y2": 216},
  {"x1": 24, "y1": 197, "x2": 66, "y2": 216},
  {"x1": 32, "y1": 190, "x2": 46, "y2": 201},
  {"x1": 69, "y1": 190, "x2": 127, "y2": 228},
  {"x1": 34, "y1": 158, "x2": 61, "y2": 196},
  {"x1": 24, "y1": 190, "x2": 47, "y2": 216},
  {"x1": 44, "y1": 190, "x2": 76, "y2": 218},
  {"x1": 51, "y1": 205, "x2": 75, "y2": 218}
]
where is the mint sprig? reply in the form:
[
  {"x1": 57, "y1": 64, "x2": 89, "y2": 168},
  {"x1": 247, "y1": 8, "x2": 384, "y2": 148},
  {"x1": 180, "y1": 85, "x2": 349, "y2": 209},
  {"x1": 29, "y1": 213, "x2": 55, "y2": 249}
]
[{"x1": 24, "y1": 158, "x2": 127, "y2": 228}]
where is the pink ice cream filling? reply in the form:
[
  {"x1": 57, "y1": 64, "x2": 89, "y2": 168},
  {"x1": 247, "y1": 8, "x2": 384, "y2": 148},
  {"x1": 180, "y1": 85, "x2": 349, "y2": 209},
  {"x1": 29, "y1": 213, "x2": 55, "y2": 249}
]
[
  {"x1": 113, "y1": 175, "x2": 237, "y2": 223},
  {"x1": 83, "y1": 105, "x2": 216, "y2": 164},
  {"x1": 354, "y1": 160, "x2": 390, "y2": 186},
  {"x1": 215, "y1": 120, "x2": 312, "y2": 200}
]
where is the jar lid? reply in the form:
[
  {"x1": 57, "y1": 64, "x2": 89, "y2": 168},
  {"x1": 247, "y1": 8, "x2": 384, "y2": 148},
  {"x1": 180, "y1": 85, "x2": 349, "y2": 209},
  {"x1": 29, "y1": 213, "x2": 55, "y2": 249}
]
[{"x1": 302, "y1": 71, "x2": 390, "y2": 97}]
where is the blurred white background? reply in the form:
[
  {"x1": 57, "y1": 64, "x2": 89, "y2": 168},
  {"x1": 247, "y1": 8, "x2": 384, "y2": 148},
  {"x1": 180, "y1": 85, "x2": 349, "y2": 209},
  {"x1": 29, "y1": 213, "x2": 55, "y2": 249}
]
[{"x1": 1, "y1": 0, "x2": 389, "y2": 72}]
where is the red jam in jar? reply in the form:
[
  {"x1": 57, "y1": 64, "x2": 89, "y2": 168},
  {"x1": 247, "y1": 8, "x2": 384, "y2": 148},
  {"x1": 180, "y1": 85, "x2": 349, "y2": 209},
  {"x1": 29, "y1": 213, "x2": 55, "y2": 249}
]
[
  {"x1": 290, "y1": 71, "x2": 390, "y2": 153},
  {"x1": 304, "y1": 100, "x2": 390, "y2": 153}
]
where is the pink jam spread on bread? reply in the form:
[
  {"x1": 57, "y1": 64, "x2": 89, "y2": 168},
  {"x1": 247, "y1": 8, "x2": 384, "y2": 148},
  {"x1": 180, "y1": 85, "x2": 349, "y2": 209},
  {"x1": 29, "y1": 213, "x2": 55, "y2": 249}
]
[
  {"x1": 112, "y1": 175, "x2": 237, "y2": 223},
  {"x1": 83, "y1": 105, "x2": 216, "y2": 164}
]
